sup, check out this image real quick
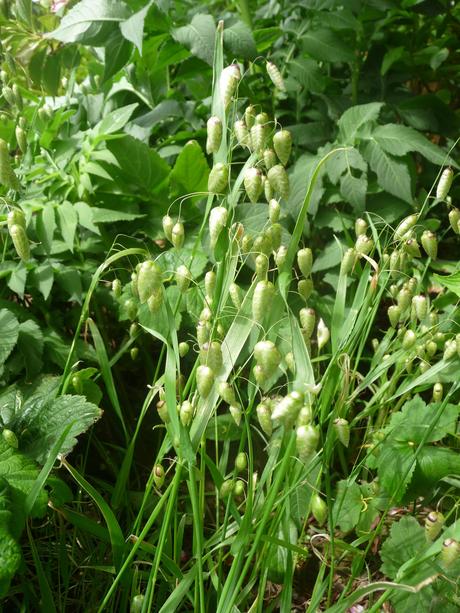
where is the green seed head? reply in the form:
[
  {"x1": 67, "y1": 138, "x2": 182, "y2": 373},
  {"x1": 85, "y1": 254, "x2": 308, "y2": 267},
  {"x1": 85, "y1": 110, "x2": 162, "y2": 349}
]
[
  {"x1": 273, "y1": 129, "x2": 292, "y2": 166},
  {"x1": 299, "y1": 308, "x2": 316, "y2": 338},
  {"x1": 209, "y1": 206, "x2": 228, "y2": 248},
  {"x1": 388, "y1": 305, "x2": 401, "y2": 328},
  {"x1": 266, "y1": 61, "x2": 286, "y2": 91},
  {"x1": 2, "y1": 429, "x2": 18, "y2": 448},
  {"x1": 147, "y1": 287, "x2": 163, "y2": 314},
  {"x1": 255, "y1": 253, "x2": 269, "y2": 280},
  {"x1": 244, "y1": 105, "x2": 256, "y2": 129},
  {"x1": 421, "y1": 230, "x2": 438, "y2": 259},
  {"x1": 267, "y1": 164, "x2": 289, "y2": 200},
  {"x1": 137, "y1": 260, "x2": 162, "y2": 303},
  {"x1": 230, "y1": 405, "x2": 242, "y2": 426},
  {"x1": 297, "y1": 247, "x2": 313, "y2": 278},
  {"x1": 395, "y1": 214, "x2": 418, "y2": 239},
  {"x1": 206, "y1": 116, "x2": 223, "y2": 154},
  {"x1": 208, "y1": 162, "x2": 229, "y2": 193},
  {"x1": 425, "y1": 511, "x2": 445, "y2": 542},
  {"x1": 354, "y1": 218, "x2": 368, "y2": 237},
  {"x1": 196, "y1": 365, "x2": 214, "y2": 398},
  {"x1": 229, "y1": 282, "x2": 242, "y2": 309},
  {"x1": 175, "y1": 265, "x2": 192, "y2": 292},
  {"x1": 256, "y1": 401, "x2": 272, "y2": 437},
  {"x1": 263, "y1": 148, "x2": 277, "y2": 170},
  {"x1": 171, "y1": 221, "x2": 185, "y2": 249},
  {"x1": 436, "y1": 167, "x2": 454, "y2": 200},
  {"x1": 404, "y1": 238, "x2": 421, "y2": 258},
  {"x1": 274, "y1": 245, "x2": 287, "y2": 269},
  {"x1": 252, "y1": 280, "x2": 275, "y2": 323},
  {"x1": 402, "y1": 329, "x2": 416, "y2": 349},
  {"x1": 448, "y1": 208, "x2": 460, "y2": 234},
  {"x1": 333, "y1": 418, "x2": 350, "y2": 447},
  {"x1": 180, "y1": 400, "x2": 194, "y2": 426},
  {"x1": 412, "y1": 295, "x2": 427, "y2": 321},
  {"x1": 432, "y1": 382, "x2": 443, "y2": 403},
  {"x1": 296, "y1": 424, "x2": 319, "y2": 462},
  {"x1": 200, "y1": 341, "x2": 223, "y2": 375},
  {"x1": 298, "y1": 278, "x2": 313, "y2": 302},
  {"x1": 254, "y1": 340, "x2": 281, "y2": 377},
  {"x1": 311, "y1": 493, "x2": 327, "y2": 526},
  {"x1": 235, "y1": 452, "x2": 247, "y2": 472},
  {"x1": 244, "y1": 167, "x2": 263, "y2": 203},
  {"x1": 355, "y1": 234, "x2": 373, "y2": 256},
  {"x1": 179, "y1": 342, "x2": 190, "y2": 357},
  {"x1": 317, "y1": 318, "x2": 330, "y2": 350},
  {"x1": 234, "y1": 119, "x2": 250, "y2": 147},
  {"x1": 162, "y1": 215, "x2": 174, "y2": 242},
  {"x1": 440, "y1": 538, "x2": 460, "y2": 568},
  {"x1": 220, "y1": 64, "x2": 241, "y2": 108},
  {"x1": 341, "y1": 248, "x2": 357, "y2": 275},
  {"x1": 268, "y1": 199, "x2": 280, "y2": 223},
  {"x1": 153, "y1": 463, "x2": 165, "y2": 488}
]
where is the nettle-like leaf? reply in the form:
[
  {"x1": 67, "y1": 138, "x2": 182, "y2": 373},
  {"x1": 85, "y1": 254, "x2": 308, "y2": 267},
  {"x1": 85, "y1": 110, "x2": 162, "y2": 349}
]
[
  {"x1": 376, "y1": 396, "x2": 460, "y2": 500},
  {"x1": 0, "y1": 442, "x2": 46, "y2": 597},
  {"x1": 386, "y1": 396, "x2": 459, "y2": 445},
  {"x1": 380, "y1": 516, "x2": 426, "y2": 579},
  {"x1": 173, "y1": 14, "x2": 216, "y2": 66},
  {"x1": 433, "y1": 270, "x2": 460, "y2": 298},
  {"x1": 0, "y1": 376, "x2": 102, "y2": 464},
  {"x1": 46, "y1": 0, "x2": 131, "y2": 45},
  {"x1": 378, "y1": 516, "x2": 458, "y2": 613},
  {"x1": 0, "y1": 309, "x2": 19, "y2": 369},
  {"x1": 169, "y1": 140, "x2": 209, "y2": 199}
]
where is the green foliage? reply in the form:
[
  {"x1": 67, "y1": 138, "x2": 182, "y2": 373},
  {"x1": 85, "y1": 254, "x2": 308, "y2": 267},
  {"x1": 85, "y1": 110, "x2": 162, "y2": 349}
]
[{"x1": 0, "y1": 0, "x2": 460, "y2": 610}]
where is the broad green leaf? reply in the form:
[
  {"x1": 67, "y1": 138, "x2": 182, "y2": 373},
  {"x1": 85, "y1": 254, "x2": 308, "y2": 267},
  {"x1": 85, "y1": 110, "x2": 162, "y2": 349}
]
[
  {"x1": 385, "y1": 396, "x2": 460, "y2": 444},
  {"x1": 46, "y1": 0, "x2": 131, "y2": 44},
  {"x1": 5, "y1": 382, "x2": 102, "y2": 464},
  {"x1": 75, "y1": 201, "x2": 100, "y2": 234},
  {"x1": 312, "y1": 240, "x2": 342, "y2": 272},
  {"x1": 0, "y1": 439, "x2": 47, "y2": 529},
  {"x1": 108, "y1": 135, "x2": 170, "y2": 194},
  {"x1": 414, "y1": 447, "x2": 460, "y2": 486},
  {"x1": 287, "y1": 153, "x2": 325, "y2": 219},
  {"x1": 0, "y1": 310, "x2": 19, "y2": 367},
  {"x1": 17, "y1": 320, "x2": 44, "y2": 380},
  {"x1": 0, "y1": 483, "x2": 21, "y2": 598},
  {"x1": 204, "y1": 414, "x2": 241, "y2": 441},
  {"x1": 7, "y1": 265, "x2": 27, "y2": 299},
  {"x1": 173, "y1": 14, "x2": 216, "y2": 66},
  {"x1": 340, "y1": 172, "x2": 367, "y2": 211},
  {"x1": 57, "y1": 201, "x2": 78, "y2": 252},
  {"x1": 325, "y1": 147, "x2": 367, "y2": 185},
  {"x1": 332, "y1": 480, "x2": 361, "y2": 533},
  {"x1": 338, "y1": 102, "x2": 384, "y2": 143},
  {"x1": 223, "y1": 20, "x2": 257, "y2": 60},
  {"x1": 56, "y1": 268, "x2": 82, "y2": 303},
  {"x1": 94, "y1": 103, "x2": 138, "y2": 138},
  {"x1": 381, "y1": 46, "x2": 405, "y2": 75},
  {"x1": 119, "y1": 1, "x2": 153, "y2": 53},
  {"x1": 267, "y1": 517, "x2": 298, "y2": 583},
  {"x1": 301, "y1": 28, "x2": 354, "y2": 63},
  {"x1": 372, "y1": 124, "x2": 456, "y2": 167},
  {"x1": 103, "y1": 31, "x2": 132, "y2": 82},
  {"x1": 362, "y1": 140, "x2": 412, "y2": 203},
  {"x1": 433, "y1": 271, "x2": 460, "y2": 297},
  {"x1": 289, "y1": 58, "x2": 326, "y2": 92},
  {"x1": 14, "y1": 0, "x2": 33, "y2": 26},
  {"x1": 380, "y1": 516, "x2": 425, "y2": 579},
  {"x1": 169, "y1": 140, "x2": 209, "y2": 199},
  {"x1": 253, "y1": 27, "x2": 281, "y2": 52},
  {"x1": 377, "y1": 442, "x2": 416, "y2": 501},
  {"x1": 92, "y1": 208, "x2": 144, "y2": 223},
  {"x1": 36, "y1": 204, "x2": 56, "y2": 256}
]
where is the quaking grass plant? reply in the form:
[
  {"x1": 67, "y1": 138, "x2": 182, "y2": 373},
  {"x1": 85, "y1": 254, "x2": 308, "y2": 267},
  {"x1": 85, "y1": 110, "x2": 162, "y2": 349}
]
[{"x1": 76, "y1": 24, "x2": 460, "y2": 612}]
